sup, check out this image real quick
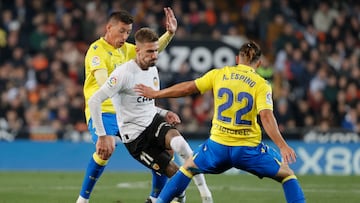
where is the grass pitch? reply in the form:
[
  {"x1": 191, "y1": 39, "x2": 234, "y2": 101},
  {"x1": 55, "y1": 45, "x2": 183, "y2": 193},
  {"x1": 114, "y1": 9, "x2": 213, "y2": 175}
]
[{"x1": 0, "y1": 171, "x2": 359, "y2": 203}]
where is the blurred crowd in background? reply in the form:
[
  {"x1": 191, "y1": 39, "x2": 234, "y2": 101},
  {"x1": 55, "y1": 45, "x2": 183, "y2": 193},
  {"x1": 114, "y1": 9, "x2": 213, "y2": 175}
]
[{"x1": 0, "y1": 0, "x2": 359, "y2": 141}]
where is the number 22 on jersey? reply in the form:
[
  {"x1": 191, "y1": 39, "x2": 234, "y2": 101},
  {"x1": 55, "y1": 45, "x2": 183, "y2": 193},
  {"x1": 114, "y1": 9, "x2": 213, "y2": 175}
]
[{"x1": 217, "y1": 87, "x2": 253, "y2": 126}]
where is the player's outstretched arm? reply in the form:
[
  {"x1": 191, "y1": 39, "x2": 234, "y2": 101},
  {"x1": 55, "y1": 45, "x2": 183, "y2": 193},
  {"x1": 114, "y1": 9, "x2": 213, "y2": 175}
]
[{"x1": 135, "y1": 80, "x2": 198, "y2": 99}]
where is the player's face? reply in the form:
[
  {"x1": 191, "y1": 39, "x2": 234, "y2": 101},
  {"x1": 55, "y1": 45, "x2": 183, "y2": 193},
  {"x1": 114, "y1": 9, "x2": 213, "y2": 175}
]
[
  {"x1": 137, "y1": 42, "x2": 159, "y2": 70},
  {"x1": 106, "y1": 21, "x2": 132, "y2": 48}
]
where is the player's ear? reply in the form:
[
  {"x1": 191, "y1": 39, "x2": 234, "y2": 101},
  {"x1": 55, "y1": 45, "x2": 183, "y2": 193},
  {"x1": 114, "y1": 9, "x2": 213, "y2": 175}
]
[
  {"x1": 105, "y1": 23, "x2": 112, "y2": 32},
  {"x1": 135, "y1": 45, "x2": 140, "y2": 53},
  {"x1": 255, "y1": 60, "x2": 261, "y2": 68}
]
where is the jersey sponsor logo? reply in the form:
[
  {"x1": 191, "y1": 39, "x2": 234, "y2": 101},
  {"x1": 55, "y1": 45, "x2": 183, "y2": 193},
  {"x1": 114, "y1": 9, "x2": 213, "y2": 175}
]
[
  {"x1": 266, "y1": 92, "x2": 273, "y2": 105},
  {"x1": 136, "y1": 96, "x2": 153, "y2": 103},
  {"x1": 91, "y1": 56, "x2": 101, "y2": 66},
  {"x1": 93, "y1": 45, "x2": 98, "y2": 50},
  {"x1": 107, "y1": 76, "x2": 117, "y2": 87},
  {"x1": 214, "y1": 124, "x2": 250, "y2": 135}
]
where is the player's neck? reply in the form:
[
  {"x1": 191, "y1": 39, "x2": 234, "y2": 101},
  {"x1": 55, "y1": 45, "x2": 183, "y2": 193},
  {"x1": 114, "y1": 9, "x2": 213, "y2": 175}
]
[{"x1": 134, "y1": 59, "x2": 149, "y2": 70}]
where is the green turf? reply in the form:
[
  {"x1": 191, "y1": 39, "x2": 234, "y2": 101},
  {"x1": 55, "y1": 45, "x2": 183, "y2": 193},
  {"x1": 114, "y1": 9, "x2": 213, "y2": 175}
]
[{"x1": 0, "y1": 171, "x2": 359, "y2": 203}]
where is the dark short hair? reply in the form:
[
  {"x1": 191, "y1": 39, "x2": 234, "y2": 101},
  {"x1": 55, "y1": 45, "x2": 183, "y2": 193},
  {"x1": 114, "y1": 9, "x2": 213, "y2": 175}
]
[
  {"x1": 134, "y1": 28, "x2": 159, "y2": 44},
  {"x1": 108, "y1": 10, "x2": 134, "y2": 24},
  {"x1": 239, "y1": 41, "x2": 262, "y2": 64}
]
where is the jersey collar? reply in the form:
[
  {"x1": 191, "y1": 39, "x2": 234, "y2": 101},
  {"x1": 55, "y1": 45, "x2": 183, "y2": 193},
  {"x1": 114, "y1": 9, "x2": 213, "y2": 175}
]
[
  {"x1": 99, "y1": 37, "x2": 116, "y2": 51},
  {"x1": 236, "y1": 64, "x2": 255, "y2": 72}
]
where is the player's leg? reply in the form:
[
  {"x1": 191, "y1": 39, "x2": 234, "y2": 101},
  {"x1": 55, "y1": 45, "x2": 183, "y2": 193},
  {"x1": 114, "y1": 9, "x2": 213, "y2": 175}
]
[
  {"x1": 123, "y1": 125, "x2": 179, "y2": 203},
  {"x1": 277, "y1": 165, "x2": 306, "y2": 203},
  {"x1": 145, "y1": 170, "x2": 167, "y2": 203},
  {"x1": 167, "y1": 132, "x2": 213, "y2": 202},
  {"x1": 156, "y1": 160, "x2": 194, "y2": 203},
  {"x1": 268, "y1": 148, "x2": 305, "y2": 203},
  {"x1": 76, "y1": 114, "x2": 118, "y2": 203},
  {"x1": 232, "y1": 143, "x2": 305, "y2": 203},
  {"x1": 259, "y1": 144, "x2": 305, "y2": 203},
  {"x1": 158, "y1": 138, "x2": 229, "y2": 203},
  {"x1": 146, "y1": 149, "x2": 178, "y2": 202}
]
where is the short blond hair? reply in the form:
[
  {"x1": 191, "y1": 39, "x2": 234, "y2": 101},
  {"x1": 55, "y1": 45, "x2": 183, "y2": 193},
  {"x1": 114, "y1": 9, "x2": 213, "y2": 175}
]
[{"x1": 134, "y1": 28, "x2": 159, "y2": 44}]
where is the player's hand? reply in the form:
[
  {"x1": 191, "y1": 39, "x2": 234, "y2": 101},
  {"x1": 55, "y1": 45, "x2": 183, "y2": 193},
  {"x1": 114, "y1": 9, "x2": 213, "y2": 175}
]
[
  {"x1": 165, "y1": 111, "x2": 181, "y2": 125},
  {"x1": 134, "y1": 84, "x2": 157, "y2": 99},
  {"x1": 164, "y1": 7, "x2": 177, "y2": 35},
  {"x1": 96, "y1": 136, "x2": 115, "y2": 159},
  {"x1": 279, "y1": 145, "x2": 297, "y2": 164}
]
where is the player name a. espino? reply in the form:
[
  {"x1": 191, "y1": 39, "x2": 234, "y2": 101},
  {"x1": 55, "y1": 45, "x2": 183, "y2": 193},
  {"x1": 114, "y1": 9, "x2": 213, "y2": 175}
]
[
  {"x1": 137, "y1": 96, "x2": 153, "y2": 103},
  {"x1": 222, "y1": 73, "x2": 256, "y2": 87}
]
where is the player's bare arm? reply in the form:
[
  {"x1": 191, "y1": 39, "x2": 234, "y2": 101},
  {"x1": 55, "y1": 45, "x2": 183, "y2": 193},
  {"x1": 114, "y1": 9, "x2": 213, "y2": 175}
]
[
  {"x1": 259, "y1": 109, "x2": 297, "y2": 164},
  {"x1": 134, "y1": 81, "x2": 198, "y2": 99}
]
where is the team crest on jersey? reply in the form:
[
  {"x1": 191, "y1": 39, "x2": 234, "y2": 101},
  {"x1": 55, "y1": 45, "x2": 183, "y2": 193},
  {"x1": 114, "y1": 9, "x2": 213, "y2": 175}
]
[
  {"x1": 266, "y1": 92, "x2": 273, "y2": 105},
  {"x1": 107, "y1": 76, "x2": 117, "y2": 88},
  {"x1": 153, "y1": 77, "x2": 159, "y2": 87},
  {"x1": 91, "y1": 56, "x2": 100, "y2": 66},
  {"x1": 152, "y1": 163, "x2": 160, "y2": 171}
]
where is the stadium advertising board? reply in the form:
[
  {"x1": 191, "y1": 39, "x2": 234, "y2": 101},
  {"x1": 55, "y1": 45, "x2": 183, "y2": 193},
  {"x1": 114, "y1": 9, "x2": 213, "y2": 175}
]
[
  {"x1": 0, "y1": 141, "x2": 359, "y2": 175},
  {"x1": 263, "y1": 141, "x2": 360, "y2": 175},
  {"x1": 156, "y1": 39, "x2": 239, "y2": 73}
]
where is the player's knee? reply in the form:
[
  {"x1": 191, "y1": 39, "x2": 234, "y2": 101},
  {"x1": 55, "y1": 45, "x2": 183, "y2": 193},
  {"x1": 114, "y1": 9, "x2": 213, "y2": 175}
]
[
  {"x1": 182, "y1": 159, "x2": 200, "y2": 175},
  {"x1": 282, "y1": 165, "x2": 295, "y2": 176},
  {"x1": 170, "y1": 136, "x2": 193, "y2": 160},
  {"x1": 165, "y1": 161, "x2": 179, "y2": 177},
  {"x1": 274, "y1": 165, "x2": 295, "y2": 182},
  {"x1": 180, "y1": 166, "x2": 195, "y2": 178}
]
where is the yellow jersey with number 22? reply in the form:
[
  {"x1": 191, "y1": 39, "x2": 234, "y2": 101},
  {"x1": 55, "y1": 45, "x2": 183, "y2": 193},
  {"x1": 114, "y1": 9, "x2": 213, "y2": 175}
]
[{"x1": 195, "y1": 64, "x2": 273, "y2": 147}]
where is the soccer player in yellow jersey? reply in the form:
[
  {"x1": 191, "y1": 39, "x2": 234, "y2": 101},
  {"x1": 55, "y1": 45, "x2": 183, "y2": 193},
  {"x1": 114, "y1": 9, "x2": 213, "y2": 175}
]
[
  {"x1": 135, "y1": 41, "x2": 306, "y2": 203},
  {"x1": 78, "y1": 8, "x2": 213, "y2": 203}
]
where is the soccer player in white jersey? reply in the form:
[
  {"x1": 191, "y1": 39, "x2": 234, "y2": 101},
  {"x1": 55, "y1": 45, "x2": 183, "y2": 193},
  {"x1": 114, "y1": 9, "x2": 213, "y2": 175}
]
[{"x1": 88, "y1": 27, "x2": 213, "y2": 203}]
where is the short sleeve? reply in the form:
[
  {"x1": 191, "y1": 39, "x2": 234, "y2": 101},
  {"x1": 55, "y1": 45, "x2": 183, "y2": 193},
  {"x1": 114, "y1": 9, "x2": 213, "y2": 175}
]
[
  {"x1": 101, "y1": 66, "x2": 130, "y2": 98},
  {"x1": 86, "y1": 45, "x2": 109, "y2": 74},
  {"x1": 256, "y1": 81, "x2": 273, "y2": 113},
  {"x1": 194, "y1": 69, "x2": 217, "y2": 94}
]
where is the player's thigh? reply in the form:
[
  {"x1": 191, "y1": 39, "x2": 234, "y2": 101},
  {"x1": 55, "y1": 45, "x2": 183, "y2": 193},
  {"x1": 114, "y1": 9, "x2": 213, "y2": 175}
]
[
  {"x1": 192, "y1": 139, "x2": 232, "y2": 174},
  {"x1": 88, "y1": 113, "x2": 119, "y2": 143},
  {"x1": 125, "y1": 137, "x2": 173, "y2": 174},
  {"x1": 232, "y1": 143, "x2": 282, "y2": 178},
  {"x1": 140, "y1": 148, "x2": 173, "y2": 175}
]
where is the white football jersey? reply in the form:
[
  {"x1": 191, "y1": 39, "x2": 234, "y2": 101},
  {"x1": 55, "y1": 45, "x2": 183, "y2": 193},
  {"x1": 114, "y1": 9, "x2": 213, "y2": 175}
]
[{"x1": 91, "y1": 60, "x2": 160, "y2": 143}]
